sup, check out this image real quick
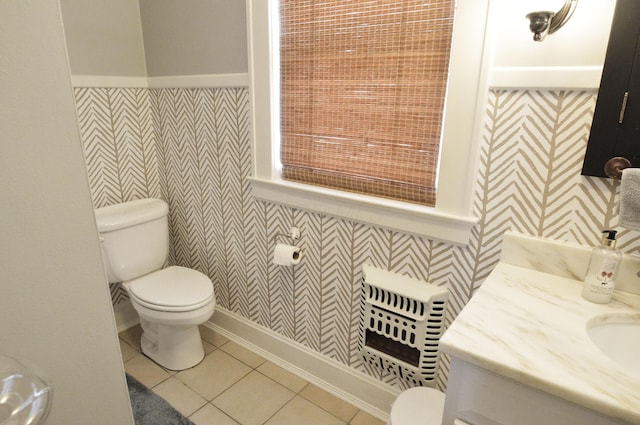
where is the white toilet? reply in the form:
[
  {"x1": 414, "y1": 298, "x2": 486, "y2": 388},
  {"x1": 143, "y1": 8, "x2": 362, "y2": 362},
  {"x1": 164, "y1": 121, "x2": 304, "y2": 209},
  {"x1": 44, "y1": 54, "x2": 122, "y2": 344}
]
[
  {"x1": 95, "y1": 198, "x2": 216, "y2": 371},
  {"x1": 388, "y1": 387, "x2": 446, "y2": 425}
]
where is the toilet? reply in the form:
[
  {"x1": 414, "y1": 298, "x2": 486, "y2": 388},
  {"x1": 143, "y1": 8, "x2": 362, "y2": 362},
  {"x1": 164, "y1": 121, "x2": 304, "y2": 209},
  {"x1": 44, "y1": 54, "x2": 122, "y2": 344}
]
[
  {"x1": 388, "y1": 387, "x2": 446, "y2": 425},
  {"x1": 95, "y1": 198, "x2": 216, "y2": 371}
]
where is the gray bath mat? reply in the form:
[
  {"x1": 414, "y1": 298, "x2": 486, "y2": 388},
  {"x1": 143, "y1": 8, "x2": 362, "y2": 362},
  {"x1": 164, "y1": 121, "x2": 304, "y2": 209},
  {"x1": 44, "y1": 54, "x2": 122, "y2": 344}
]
[{"x1": 126, "y1": 374, "x2": 195, "y2": 425}]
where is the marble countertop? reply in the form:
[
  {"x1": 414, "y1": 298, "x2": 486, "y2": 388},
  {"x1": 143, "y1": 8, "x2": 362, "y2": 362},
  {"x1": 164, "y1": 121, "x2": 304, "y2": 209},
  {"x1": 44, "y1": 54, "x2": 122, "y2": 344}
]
[{"x1": 440, "y1": 232, "x2": 640, "y2": 424}]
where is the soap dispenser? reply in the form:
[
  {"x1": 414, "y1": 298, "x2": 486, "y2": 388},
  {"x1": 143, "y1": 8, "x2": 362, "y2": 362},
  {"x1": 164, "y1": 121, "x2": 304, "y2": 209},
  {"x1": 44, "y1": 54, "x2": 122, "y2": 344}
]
[{"x1": 582, "y1": 230, "x2": 621, "y2": 304}]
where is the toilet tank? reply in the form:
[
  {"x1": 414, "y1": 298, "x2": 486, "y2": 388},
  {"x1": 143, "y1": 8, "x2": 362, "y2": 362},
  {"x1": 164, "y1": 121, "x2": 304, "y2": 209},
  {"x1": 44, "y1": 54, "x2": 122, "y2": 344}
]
[{"x1": 95, "y1": 198, "x2": 169, "y2": 283}]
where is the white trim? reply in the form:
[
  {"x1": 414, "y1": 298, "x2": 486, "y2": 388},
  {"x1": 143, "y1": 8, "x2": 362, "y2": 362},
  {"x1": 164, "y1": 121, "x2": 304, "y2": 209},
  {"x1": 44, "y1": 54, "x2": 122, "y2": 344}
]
[
  {"x1": 437, "y1": 0, "x2": 491, "y2": 222},
  {"x1": 246, "y1": 0, "x2": 488, "y2": 245},
  {"x1": 147, "y1": 73, "x2": 249, "y2": 88},
  {"x1": 489, "y1": 66, "x2": 603, "y2": 89},
  {"x1": 70, "y1": 73, "x2": 249, "y2": 89},
  {"x1": 249, "y1": 177, "x2": 478, "y2": 245},
  {"x1": 71, "y1": 75, "x2": 148, "y2": 88},
  {"x1": 206, "y1": 307, "x2": 398, "y2": 422}
]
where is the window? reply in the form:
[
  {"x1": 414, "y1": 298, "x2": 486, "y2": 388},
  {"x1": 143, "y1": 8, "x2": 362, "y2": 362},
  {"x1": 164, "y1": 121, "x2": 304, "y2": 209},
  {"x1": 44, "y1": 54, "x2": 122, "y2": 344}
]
[
  {"x1": 279, "y1": 1, "x2": 455, "y2": 207},
  {"x1": 247, "y1": 0, "x2": 487, "y2": 244}
]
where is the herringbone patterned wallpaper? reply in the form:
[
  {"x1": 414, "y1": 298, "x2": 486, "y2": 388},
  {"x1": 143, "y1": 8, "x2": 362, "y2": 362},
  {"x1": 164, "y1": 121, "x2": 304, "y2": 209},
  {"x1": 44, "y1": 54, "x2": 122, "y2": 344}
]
[{"x1": 75, "y1": 87, "x2": 640, "y2": 390}]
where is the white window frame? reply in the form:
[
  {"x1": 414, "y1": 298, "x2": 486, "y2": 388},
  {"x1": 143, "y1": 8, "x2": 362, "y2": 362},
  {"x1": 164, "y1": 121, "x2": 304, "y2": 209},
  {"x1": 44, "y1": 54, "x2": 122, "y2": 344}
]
[{"x1": 246, "y1": 0, "x2": 489, "y2": 245}]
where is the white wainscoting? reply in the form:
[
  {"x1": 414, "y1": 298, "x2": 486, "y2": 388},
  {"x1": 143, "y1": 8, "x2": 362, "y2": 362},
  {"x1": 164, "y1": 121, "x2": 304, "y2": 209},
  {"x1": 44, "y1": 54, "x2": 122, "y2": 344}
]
[{"x1": 71, "y1": 73, "x2": 249, "y2": 88}]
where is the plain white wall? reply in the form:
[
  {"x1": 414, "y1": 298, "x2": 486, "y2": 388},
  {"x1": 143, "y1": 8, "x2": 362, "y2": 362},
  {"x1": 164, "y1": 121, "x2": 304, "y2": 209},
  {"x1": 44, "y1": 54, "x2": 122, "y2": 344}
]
[
  {"x1": 59, "y1": 0, "x2": 248, "y2": 77},
  {"x1": 490, "y1": 0, "x2": 615, "y2": 68},
  {"x1": 139, "y1": 0, "x2": 248, "y2": 76},
  {"x1": 59, "y1": 0, "x2": 147, "y2": 76},
  {"x1": 0, "y1": 1, "x2": 134, "y2": 424},
  {"x1": 59, "y1": 0, "x2": 613, "y2": 79}
]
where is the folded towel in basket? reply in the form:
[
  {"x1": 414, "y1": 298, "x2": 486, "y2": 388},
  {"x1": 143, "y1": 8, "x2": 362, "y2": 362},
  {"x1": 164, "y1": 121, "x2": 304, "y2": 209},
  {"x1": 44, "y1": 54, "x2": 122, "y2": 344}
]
[{"x1": 619, "y1": 168, "x2": 640, "y2": 231}]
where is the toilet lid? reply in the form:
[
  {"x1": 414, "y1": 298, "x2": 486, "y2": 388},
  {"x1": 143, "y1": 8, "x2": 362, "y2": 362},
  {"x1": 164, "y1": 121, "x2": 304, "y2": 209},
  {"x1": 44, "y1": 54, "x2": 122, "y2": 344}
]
[
  {"x1": 389, "y1": 387, "x2": 445, "y2": 425},
  {"x1": 127, "y1": 266, "x2": 214, "y2": 311}
]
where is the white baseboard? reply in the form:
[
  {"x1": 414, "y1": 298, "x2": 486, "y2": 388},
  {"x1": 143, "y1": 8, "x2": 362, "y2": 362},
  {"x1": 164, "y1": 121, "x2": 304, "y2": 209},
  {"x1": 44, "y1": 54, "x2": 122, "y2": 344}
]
[
  {"x1": 113, "y1": 302, "x2": 139, "y2": 333},
  {"x1": 206, "y1": 307, "x2": 398, "y2": 422}
]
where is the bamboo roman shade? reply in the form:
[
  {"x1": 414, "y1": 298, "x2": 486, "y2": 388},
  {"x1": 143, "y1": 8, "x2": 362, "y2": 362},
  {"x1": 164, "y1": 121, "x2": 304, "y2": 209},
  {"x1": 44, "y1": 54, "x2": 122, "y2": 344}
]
[{"x1": 279, "y1": 0, "x2": 455, "y2": 206}]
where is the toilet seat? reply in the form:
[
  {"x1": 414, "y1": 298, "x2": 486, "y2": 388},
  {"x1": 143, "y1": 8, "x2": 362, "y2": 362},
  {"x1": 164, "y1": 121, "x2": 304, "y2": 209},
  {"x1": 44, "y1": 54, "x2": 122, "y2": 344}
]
[
  {"x1": 127, "y1": 266, "x2": 214, "y2": 312},
  {"x1": 389, "y1": 387, "x2": 445, "y2": 425}
]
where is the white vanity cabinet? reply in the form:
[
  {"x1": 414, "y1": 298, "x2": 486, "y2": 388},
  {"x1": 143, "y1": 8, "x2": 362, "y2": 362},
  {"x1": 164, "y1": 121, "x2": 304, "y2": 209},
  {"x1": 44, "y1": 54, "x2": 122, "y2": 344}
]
[
  {"x1": 439, "y1": 232, "x2": 640, "y2": 425},
  {"x1": 443, "y1": 357, "x2": 628, "y2": 425}
]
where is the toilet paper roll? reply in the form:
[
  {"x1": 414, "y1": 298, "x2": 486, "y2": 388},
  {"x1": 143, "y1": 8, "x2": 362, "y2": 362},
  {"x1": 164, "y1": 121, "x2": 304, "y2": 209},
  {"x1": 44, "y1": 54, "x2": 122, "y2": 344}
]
[{"x1": 273, "y1": 243, "x2": 301, "y2": 266}]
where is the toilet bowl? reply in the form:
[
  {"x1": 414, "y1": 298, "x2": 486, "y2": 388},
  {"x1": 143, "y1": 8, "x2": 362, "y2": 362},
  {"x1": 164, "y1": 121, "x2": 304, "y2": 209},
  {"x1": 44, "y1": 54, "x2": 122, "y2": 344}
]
[
  {"x1": 123, "y1": 265, "x2": 215, "y2": 370},
  {"x1": 388, "y1": 387, "x2": 445, "y2": 425},
  {"x1": 95, "y1": 198, "x2": 216, "y2": 371}
]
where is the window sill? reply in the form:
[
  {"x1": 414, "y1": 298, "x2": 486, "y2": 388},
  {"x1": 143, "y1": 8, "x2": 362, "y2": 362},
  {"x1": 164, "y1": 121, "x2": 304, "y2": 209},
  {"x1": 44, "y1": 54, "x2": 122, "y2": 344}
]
[{"x1": 248, "y1": 177, "x2": 478, "y2": 245}]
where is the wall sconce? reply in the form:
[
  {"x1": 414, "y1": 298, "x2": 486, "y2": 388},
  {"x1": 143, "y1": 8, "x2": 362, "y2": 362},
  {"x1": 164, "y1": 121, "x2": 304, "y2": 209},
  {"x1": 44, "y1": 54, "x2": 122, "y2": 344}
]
[{"x1": 526, "y1": 0, "x2": 578, "y2": 41}]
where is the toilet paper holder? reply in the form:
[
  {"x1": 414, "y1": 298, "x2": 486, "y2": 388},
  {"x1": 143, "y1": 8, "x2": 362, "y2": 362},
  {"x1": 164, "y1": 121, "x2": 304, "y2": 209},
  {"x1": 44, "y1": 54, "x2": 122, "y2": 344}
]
[{"x1": 275, "y1": 226, "x2": 300, "y2": 241}]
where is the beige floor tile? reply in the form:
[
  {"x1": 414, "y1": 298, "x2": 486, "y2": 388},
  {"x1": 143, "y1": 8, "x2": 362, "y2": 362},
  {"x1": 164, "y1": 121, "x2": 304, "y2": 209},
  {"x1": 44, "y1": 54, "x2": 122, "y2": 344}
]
[
  {"x1": 203, "y1": 340, "x2": 216, "y2": 355},
  {"x1": 119, "y1": 338, "x2": 139, "y2": 362},
  {"x1": 199, "y1": 325, "x2": 229, "y2": 347},
  {"x1": 176, "y1": 350, "x2": 251, "y2": 400},
  {"x1": 190, "y1": 404, "x2": 241, "y2": 425},
  {"x1": 119, "y1": 324, "x2": 142, "y2": 351},
  {"x1": 349, "y1": 410, "x2": 386, "y2": 425},
  {"x1": 300, "y1": 384, "x2": 358, "y2": 423},
  {"x1": 124, "y1": 354, "x2": 171, "y2": 388},
  {"x1": 122, "y1": 324, "x2": 382, "y2": 425},
  {"x1": 153, "y1": 376, "x2": 207, "y2": 417},
  {"x1": 256, "y1": 362, "x2": 308, "y2": 393},
  {"x1": 265, "y1": 396, "x2": 346, "y2": 425},
  {"x1": 220, "y1": 341, "x2": 266, "y2": 368},
  {"x1": 213, "y1": 371, "x2": 295, "y2": 425}
]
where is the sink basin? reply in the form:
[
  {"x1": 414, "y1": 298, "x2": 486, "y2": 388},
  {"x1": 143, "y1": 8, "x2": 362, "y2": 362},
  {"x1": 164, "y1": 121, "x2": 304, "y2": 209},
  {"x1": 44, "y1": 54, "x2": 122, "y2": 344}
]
[{"x1": 588, "y1": 318, "x2": 640, "y2": 377}]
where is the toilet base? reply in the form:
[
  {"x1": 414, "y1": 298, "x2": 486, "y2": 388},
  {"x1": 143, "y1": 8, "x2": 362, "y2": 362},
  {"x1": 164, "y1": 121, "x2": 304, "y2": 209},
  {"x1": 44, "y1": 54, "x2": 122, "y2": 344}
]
[
  {"x1": 388, "y1": 387, "x2": 445, "y2": 425},
  {"x1": 139, "y1": 318, "x2": 205, "y2": 370},
  {"x1": 125, "y1": 287, "x2": 215, "y2": 371}
]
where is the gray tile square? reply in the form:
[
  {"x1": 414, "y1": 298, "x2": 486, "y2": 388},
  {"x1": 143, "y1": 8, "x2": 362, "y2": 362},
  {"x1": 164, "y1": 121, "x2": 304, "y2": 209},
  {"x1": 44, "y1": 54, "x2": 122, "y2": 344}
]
[
  {"x1": 265, "y1": 396, "x2": 346, "y2": 425},
  {"x1": 176, "y1": 350, "x2": 251, "y2": 400},
  {"x1": 213, "y1": 371, "x2": 295, "y2": 425}
]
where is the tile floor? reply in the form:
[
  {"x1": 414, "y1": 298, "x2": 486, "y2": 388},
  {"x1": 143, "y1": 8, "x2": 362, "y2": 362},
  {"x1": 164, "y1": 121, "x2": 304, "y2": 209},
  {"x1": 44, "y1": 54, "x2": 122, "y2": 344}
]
[{"x1": 119, "y1": 325, "x2": 386, "y2": 425}]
